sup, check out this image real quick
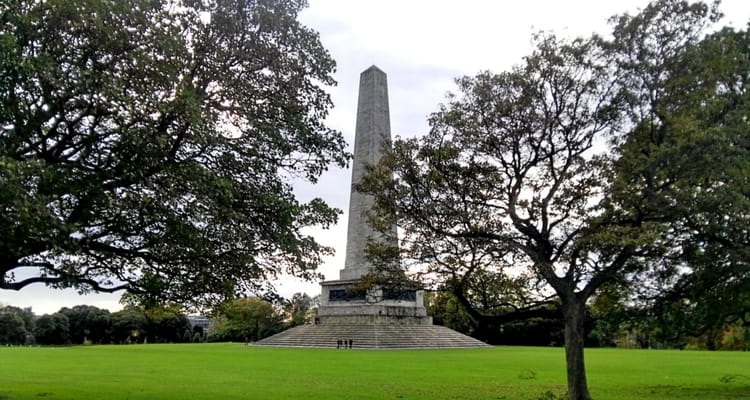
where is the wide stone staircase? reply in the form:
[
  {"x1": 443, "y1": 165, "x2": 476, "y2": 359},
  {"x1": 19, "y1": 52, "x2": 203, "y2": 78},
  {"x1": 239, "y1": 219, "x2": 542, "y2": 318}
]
[{"x1": 254, "y1": 324, "x2": 489, "y2": 349}]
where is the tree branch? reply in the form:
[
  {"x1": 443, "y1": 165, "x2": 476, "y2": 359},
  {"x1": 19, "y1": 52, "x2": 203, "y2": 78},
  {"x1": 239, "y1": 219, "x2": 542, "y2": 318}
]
[{"x1": 1, "y1": 275, "x2": 129, "y2": 293}]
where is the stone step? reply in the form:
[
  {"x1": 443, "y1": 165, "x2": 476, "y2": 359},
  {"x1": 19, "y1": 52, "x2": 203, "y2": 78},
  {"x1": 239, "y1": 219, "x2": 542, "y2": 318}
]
[{"x1": 254, "y1": 324, "x2": 489, "y2": 349}]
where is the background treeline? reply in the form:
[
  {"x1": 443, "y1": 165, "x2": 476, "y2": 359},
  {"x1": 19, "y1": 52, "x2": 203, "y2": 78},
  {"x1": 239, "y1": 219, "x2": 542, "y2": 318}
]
[
  {"x1": 4, "y1": 288, "x2": 745, "y2": 350},
  {"x1": 0, "y1": 304, "x2": 197, "y2": 345},
  {"x1": 0, "y1": 292, "x2": 316, "y2": 346},
  {"x1": 426, "y1": 290, "x2": 750, "y2": 351}
]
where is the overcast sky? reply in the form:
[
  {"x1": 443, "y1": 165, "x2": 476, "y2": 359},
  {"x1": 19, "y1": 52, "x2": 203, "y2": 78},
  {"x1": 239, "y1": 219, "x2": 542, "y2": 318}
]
[{"x1": 2, "y1": 0, "x2": 749, "y2": 315}]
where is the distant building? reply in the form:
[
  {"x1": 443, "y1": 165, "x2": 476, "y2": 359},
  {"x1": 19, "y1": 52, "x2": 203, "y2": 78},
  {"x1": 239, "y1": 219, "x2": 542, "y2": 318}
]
[{"x1": 187, "y1": 316, "x2": 212, "y2": 333}]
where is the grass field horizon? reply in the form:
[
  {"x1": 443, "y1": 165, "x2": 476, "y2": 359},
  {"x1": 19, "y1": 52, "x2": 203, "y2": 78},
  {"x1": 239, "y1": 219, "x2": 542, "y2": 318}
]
[{"x1": 1, "y1": 343, "x2": 749, "y2": 399}]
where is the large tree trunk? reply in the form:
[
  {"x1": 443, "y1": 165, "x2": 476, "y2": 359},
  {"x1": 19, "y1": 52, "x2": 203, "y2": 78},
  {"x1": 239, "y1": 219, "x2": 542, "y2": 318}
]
[{"x1": 563, "y1": 298, "x2": 591, "y2": 400}]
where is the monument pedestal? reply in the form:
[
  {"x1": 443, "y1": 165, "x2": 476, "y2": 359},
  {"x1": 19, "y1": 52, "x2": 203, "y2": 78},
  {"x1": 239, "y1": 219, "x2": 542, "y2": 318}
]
[{"x1": 318, "y1": 279, "x2": 432, "y2": 325}]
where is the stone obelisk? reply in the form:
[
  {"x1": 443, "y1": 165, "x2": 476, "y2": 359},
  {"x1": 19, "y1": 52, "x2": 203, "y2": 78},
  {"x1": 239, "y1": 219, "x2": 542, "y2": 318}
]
[
  {"x1": 340, "y1": 65, "x2": 398, "y2": 281},
  {"x1": 316, "y1": 66, "x2": 430, "y2": 325}
]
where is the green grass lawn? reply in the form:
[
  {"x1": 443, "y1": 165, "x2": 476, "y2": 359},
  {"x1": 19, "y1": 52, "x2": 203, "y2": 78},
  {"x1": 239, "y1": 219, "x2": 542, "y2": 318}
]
[{"x1": 0, "y1": 344, "x2": 748, "y2": 399}]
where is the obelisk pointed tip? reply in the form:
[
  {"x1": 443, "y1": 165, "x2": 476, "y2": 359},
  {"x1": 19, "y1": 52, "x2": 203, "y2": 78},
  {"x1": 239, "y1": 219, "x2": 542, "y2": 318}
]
[{"x1": 362, "y1": 65, "x2": 385, "y2": 76}]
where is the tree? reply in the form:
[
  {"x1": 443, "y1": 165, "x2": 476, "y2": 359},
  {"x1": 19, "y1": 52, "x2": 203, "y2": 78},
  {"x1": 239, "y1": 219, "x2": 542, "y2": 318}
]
[
  {"x1": 283, "y1": 292, "x2": 313, "y2": 327},
  {"x1": 586, "y1": 283, "x2": 632, "y2": 348},
  {"x1": 362, "y1": 34, "x2": 620, "y2": 400},
  {"x1": 0, "y1": 306, "x2": 29, "y2": 345},
  {"x1": 0, "y1": 0, "x2": 348, "y2": 308},
  {"x1": 209, "y1": 297, "x2": 282, "y2": 342},
  {"x1": 424, "y1": 290, "x2": 476, "y2": 336},
  {"x1": 60, "y1": 305, "x2": 111, "y2": 344},
  {"x1": 144, "y1": 303, "x2": 192, "y2": 343},
  {"x1": 0, "y1": 305, "x2": 34, "y2": 335},
  {"x1": 110, "y1": 307, "x2": 148, "y2": 344},
  {"x1": 359, "y1": 2, "x2": 747, "y2": 398},
  {"x1": 581, "y1": 12, "x2": 750, "y2": 353},
  {"x1": 630, "y1": 23, "x2": 750, "y2": 347},
  {"x1": 34, "y1": 312, "x2": 70, "y2": 345}
]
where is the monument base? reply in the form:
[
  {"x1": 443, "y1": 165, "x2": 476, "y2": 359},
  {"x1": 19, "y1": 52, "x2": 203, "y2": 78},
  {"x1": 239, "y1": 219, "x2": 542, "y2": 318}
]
[
  {"x1": 257, "y1": 278, "x2": 483, "y2": 349},
  {"x1": 318, "y1": 313, "x2": 432, "y2": 325},
  {"x1": 317, "y1": 279, "x2": 432, "y2": 326}
]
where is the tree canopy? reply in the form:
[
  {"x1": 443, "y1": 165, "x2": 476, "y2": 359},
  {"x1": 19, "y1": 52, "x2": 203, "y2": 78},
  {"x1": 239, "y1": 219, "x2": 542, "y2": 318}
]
[
  {"x1": 209, "y1": 297, "x2": 282, "y2": 342},
  {"x1": 359, "y1": 1, "x2": 749, "y2": 399},
  {"x1": 60, "y1": 304, "x2": 112, "y2": 344},
  {"x1": 283, "y1": 291, "x2": 315, "y2": 326},
  {"x1": 0, "y1": 0, "x2": 348, "y2": 308},
  {"x1": 0, "y1": 305, "x2": 33, "y2": 345}
]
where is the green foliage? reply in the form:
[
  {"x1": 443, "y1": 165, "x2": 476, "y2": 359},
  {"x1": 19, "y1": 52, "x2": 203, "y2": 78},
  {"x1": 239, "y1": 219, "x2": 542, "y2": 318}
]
[
  {"x1": 0, "y1": 0, "x2": 348, "y2": 308},
  {"x1": 0, "y1": 305, "x2": 34, "y2": 345},
  {"x1": 604, "y1": 7, "x2": 750, "y2": 345},
  {"x1": 2, "y1": 299, "x2": 201, "y2": 345},
  {"x1": 283, "y1": 292, "x2": 314, "y2": 327},
  {"x1": 427, "y1": 289, "x2": 568, "y2": 346},
  {"x1": 33, "y1": 312, "x2": 70, "y2": 345},
  {"x1": 59, "y1": 305, "x2": 111, "y2": 344},
  {"x1": 143, "y1": 303, "x2": 192, "y2": 343},
  {"x1": 587, "y1": 283, "x2": 633, "y2": 347},
  {"x1": 719, "y1": 324, "x2": 750, "y2": 351},
  {"x1": 425, "y1": 290, "x2": 476, "y2": 335},
  {"x1": 110, "y1": 307, "x2": 148, "y2": 344},
  {"x1": 209, "y1": 297, "x2": 283, "y2": 342},
  {"x1": 108, "y1": 303, "x2": 196, "y2": 344},
  {"x1": 0, "y1": 308, "x2": 27, "y2": 345}
]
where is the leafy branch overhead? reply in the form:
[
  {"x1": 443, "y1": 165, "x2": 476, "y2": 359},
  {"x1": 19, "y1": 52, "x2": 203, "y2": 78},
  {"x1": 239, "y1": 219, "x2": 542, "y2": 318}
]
[{"x1": 0, "y1": 0, "x2": 349, "y2": 308}]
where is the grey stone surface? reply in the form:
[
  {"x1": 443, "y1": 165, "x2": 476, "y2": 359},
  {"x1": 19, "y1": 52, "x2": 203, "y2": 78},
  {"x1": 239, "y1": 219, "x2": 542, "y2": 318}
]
[
  {"x1": 340, "y1": 65, "x2": 398, "y2": 281},
  {"x1": 318, "y1": 279, "x2": 431, "y2": 325},
  {"x1": 254, "y1": 324, "x2": 489, "y2": 349},
  {"x1": 317, "y1": 65, "x2": 429, "y2": 327}
]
